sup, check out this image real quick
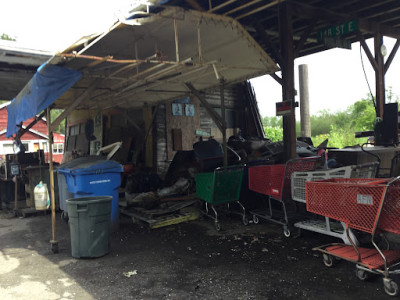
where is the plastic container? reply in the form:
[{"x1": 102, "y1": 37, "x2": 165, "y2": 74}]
[
  {"x1": 67, "y1": 196, "x2": 112, "y2": 258},
  {"x1": 34, "y1": 181, "x2": 49, "y2": 210},
  {"x1": 57, "y1": 157, "x2": 104, "y2": 213},
  {"x1": 25, "y1": 165, "x2": 59, "y2": 209},
  {"x1": 57, "y1": 172, "x2": 74, "y2": 212},
  {"x1": 58, "y1": 157, "x2": 123, "y2": 231}
]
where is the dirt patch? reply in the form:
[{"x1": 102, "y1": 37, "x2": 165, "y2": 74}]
[{"x1": 0, "y1": 210, "x2": 394, "y2": 299}]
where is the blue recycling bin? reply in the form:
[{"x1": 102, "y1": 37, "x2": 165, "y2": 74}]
[{"x1": 58, "y1": 158, "x2": 123, "y2": 231}]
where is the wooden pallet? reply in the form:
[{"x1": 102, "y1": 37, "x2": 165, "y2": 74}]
[{"x1": 121, "y1": 200, "x2": 199, "y2": 229}]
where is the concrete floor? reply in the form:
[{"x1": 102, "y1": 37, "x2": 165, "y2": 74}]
[{"x1": 0, "y1": 209, "x2": 397, "y2": 300}]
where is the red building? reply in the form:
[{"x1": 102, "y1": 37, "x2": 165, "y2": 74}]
[{"x1": 0, "y1": 103, "x2": 64, "y2": 164}]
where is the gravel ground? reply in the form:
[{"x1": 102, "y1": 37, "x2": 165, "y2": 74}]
[{"x1": 0, "y1": 209, "x2": 397, "y2": 300}]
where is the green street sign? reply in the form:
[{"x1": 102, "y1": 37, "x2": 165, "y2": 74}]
[{"x1": 317, "y1": 20, "x2": 358, "y2": 42}]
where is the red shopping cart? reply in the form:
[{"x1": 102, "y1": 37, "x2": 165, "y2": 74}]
[
  {"x1": 248, "y1": 156, "x2": 320, "y2": 237},
  {"x1": 307, "y1": 177, "x2": 400, "y2": 297},
  {"x1": 290, "y1": 162, "x2": 379, "y2": 245}
]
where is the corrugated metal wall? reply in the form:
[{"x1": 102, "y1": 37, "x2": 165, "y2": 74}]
[{"x1": 199, "y1": 83, "x2": 245, "y2": 140}]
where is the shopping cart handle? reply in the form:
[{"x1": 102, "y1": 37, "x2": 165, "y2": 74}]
[{"x1": 388, "y1": 176, "x2": 400, "y2": 185}]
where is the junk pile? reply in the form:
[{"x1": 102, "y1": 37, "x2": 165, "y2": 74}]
[{"x1": 121, "y1": 135, "x2": 328, "y2": 229}]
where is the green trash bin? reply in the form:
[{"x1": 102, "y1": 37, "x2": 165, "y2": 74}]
[{"x1": 66, "y1": 196, "x2": 112, "y2": 258}]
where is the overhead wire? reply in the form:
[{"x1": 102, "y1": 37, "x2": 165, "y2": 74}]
[{"x1": 359, "y1": 43, "x2": 376, "y2": 109}]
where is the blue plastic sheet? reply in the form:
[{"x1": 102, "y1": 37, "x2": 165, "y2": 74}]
[{"x1": 6, "y1": 62, "x2": 82, "y2": 137}]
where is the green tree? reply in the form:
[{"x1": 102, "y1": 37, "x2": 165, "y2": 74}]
[
  {"x1": 347, "y1": 99, "x2": 375, "y2": 132},
  {"x1": 1, "y1": 33, "x2": 16, "y2": 41},
  {"x1": 262, "y1": 116, "x2": 282, "y2": 127},
  {"x1": 386, "y1": 86, "x2": 400, "y2": 103},
  {"x1": 50, "y1": 109, "x2": 65, "y2": 134},
  {"x1": 264, "y1": 126, "x2": 283, "y2": 142}
]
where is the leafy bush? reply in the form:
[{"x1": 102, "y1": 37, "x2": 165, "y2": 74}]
[{"x1": 264, "y1": 126, "x2": 283, "y2": 142}]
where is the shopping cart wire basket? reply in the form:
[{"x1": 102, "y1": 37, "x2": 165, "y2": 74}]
[
  {"x1": 307, "y1": 176, "x2": 400, "y2": 297},
  {"x1": 195, "y1": 165, "x2": 247, "y2": 231},
  {"x1": 290, "y1": 162, "x2": 379, "y2": 245},
  {"x1": 248, "y1": 156, "x2": 320, "y2": 237}
]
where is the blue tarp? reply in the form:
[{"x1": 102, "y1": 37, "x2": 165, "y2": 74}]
[{"x1": 6, "y1": 62, "x2": 82, "y2": 137}]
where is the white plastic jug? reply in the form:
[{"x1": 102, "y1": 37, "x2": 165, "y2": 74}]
[{"x1": 34, "y1": 181, "x2": 50, "y2": 210}]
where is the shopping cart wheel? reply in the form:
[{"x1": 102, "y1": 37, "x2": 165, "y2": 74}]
[
  {"x1": 322, "y1": 254, "x2": 336, "y2": 267},
  {"x1": 252, "y1": 215, "x2": 259, "y2": 224},
  {"x1": 283, "y1": 227, "x2": 291, "y2": 238},
  {"x1": 355, "y1": 269, "x2": 371, "y2": 281},
  {"x1": 214, "y1": 221, "x2": 221, "y2": 231},
  {"x1": 383, "y1": 278, "x2": 399, "y2": 297},
  {"x1": 242, "y1": 216, "x2": 249, "y2": 226}
]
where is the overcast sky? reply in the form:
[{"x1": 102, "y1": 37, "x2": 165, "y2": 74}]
[
  {"x1": 251, "y1": 37, "x2": 400, "y2": 117},
  {"x1": 1, "y1": 0, "x2": 399, "y2": 117}
]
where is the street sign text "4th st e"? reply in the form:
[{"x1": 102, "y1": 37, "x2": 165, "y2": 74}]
[{"x1": 317, "y1": 20, "x2": 358, "y2": 42}]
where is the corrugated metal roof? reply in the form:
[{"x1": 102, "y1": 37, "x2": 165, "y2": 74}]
[
  {"x1": 47, "y1": 7, "x2": 278, "y2": 110},
  {"x1": 0, "y1": 40, "x2": 52, "y2": 100}
]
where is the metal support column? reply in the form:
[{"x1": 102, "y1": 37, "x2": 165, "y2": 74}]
[{"x1": 279, "y1": 2, "x2": 296, "y2": 160}]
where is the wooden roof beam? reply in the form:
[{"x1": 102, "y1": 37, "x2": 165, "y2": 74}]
[
  {"x1": 290, "y1": 2, "x2": 400, "y2": 40},
  {"x1": 357, "y1": 31, "x2": 378, "y2": 72},
  {"x1": 384, "y1": 39, "x2": 400, "y2": 75},
  {"x1": 254, "y1": 22, "x2": 283, "y2": 67},
  {"x1": 208, "y1": 0, "x2": 237, "y2": 13},
  {"x1": 294, "y1": 22, "x2": 316, "y2": 58},
  {"x1": 185, "y1": 0, "x2": 204, "y2": 11},
  {"x1": 359, "y1": 19, "x2": 400, "y2": 40}
]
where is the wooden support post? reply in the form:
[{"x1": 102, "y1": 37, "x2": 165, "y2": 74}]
[
  {"x1": 14, "y1": 176, "x2": 18, "y2": 212},
  {"x1": 279, "y1": 2, "x2": 296, "y2": 161},
  {"x1": 220, "y1": 79, "x2": 228, "y2": 167},
  {"x1": 47, "y1": 108, "x2": 58, "y2": 253},
  {"x1": 374, "y1": 31, "x2": 385, "y2": 118}
]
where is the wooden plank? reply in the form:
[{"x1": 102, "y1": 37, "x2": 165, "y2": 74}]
[
  {"x1": 121, "y1": 206, "x2": 199, "y2": 229},
  {"x1": 172, "y1": 128, "x2": 183, "y2": 151}
]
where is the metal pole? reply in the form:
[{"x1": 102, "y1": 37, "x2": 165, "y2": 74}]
[
  {"x1": 47, "y1": 107, "x2": 58, "y2": 253},
  {"x1": 220, "y1": 79, "x2": 228, "y2": 167},
  {"x1": 299, "y1": 64, "x2": 311, "y2": 137}
]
